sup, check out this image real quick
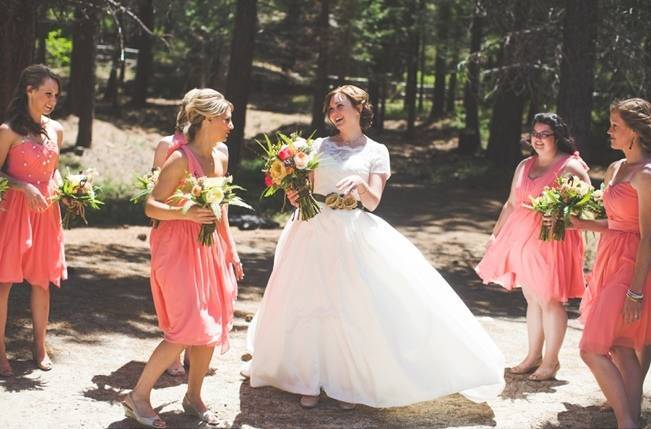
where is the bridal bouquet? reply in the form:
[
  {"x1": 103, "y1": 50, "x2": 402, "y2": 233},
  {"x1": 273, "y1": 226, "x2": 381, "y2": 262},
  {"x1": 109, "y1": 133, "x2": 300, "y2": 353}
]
[
  {"x1": 0, "y1": 177, "x2": 8, "y2": 203},
  {"x1": 54, "y1": 168, "x2": 104, "y2": 229},
  {"x1": 171, "y1": 175, "x2": 252, "y2": 245},
  {"x1": 527, "y1": 175, "x2": 598, "y2": 241},
  {"x1": 258, "y1": 132, "x2": 320, "y2": 220},
  {"x1": 130, "y1": 167, "x2": 160, "y2": 204}
]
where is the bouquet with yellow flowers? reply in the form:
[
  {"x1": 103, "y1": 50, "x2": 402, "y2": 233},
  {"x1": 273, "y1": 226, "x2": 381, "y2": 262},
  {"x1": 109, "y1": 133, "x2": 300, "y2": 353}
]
[
  {"x1": 258, "y1": 132, "x2": 320, "y2": 220},
  {"x1": 0, "y1": 177, "x2": 8, "y2": 203},
  {"x1": 130, "y1": 167, "x2": 161, "y2": 204},
  {"x1": 171, "y1": 175, "x2": 252, "y2": 245},
  {"x1": 527, "y1": 175, "x2": 599, "y2": 241},
  {"x1": 53, "y1": 168, "x2": 103, "y2": 229}
]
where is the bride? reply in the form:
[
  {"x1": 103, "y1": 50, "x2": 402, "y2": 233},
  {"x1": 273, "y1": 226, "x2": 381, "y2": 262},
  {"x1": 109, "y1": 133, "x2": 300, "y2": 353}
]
[{"x1": 244, "y1": 85, "x2": 505, "y2": 409}]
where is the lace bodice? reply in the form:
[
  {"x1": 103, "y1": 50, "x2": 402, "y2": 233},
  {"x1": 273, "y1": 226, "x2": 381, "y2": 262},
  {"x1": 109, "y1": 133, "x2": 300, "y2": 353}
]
[{"x1": 312, "y1": 136, "x2": 391, "y2": 196}]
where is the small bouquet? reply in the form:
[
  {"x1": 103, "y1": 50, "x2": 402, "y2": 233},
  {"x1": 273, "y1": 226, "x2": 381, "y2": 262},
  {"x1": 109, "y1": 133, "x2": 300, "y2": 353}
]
[
  {"x1": 130, "y1": 167, "x2": 161, "y2": 204},
  {"x1": 583, "y1": 183, "x2": 607, "y2": 220},
  {"x1": 171, "y1": 175, "x2": 252, "y2": 245},
  {"x1": 258, "y1": 132, "x2": 320, "y2": 220},
  {"x1": 54, "y1": 168, "x2": 104, "y2": 229},
  {"x1": 528, "y1": 175, "x2": 599, "y2": 241},
  {"x1": 0, "y1": 177, "x2": 8, "y2": 202}
]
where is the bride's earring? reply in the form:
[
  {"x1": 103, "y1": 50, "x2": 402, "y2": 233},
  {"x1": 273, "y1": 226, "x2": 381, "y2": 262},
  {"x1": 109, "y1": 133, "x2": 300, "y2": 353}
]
[{"x1": 629, "y1": 137, "x2": 636, "y2": 150}]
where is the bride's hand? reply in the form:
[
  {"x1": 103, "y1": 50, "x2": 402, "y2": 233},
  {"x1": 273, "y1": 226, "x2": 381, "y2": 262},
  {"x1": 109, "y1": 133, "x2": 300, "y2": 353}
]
[
  {"x1": 286, "y1": 188, "x2": 300, "y2": 208},
  {"x1": 336, "y1": 175, "x2": 365, "y2": 195}
]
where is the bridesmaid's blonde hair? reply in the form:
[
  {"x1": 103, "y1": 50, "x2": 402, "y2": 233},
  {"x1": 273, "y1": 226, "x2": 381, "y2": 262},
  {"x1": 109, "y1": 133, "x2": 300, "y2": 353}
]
[
  {"x1": 175, "y1": 88, "x2": 200, "y2": 132},
  {"x1": 184, "y1": 88, "x2": 234, "y2": 141}
]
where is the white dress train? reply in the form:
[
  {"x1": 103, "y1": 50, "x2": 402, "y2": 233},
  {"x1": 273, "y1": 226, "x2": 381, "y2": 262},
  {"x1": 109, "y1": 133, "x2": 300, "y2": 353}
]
[{"x1": 245, "y1": 137, "x2": 505, "y2": 407}]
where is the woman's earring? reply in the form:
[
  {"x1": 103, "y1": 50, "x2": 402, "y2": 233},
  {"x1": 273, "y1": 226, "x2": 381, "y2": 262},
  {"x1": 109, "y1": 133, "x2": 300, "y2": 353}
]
[{"x1": 629, "y1": 137, "x2": 636, "y2": 150}]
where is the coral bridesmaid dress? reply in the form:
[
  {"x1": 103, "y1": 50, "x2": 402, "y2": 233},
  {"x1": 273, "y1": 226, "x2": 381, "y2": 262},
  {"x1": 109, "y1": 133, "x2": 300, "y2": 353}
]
[
  {"x1": 580, "y1": 169, "x2": 651, "y2": 353},
  {"x1": 0, "y1": 136, "x2": 66, "y2": 288},
  {"x1": 475, "y1": 152, "x2": 587, "y2": 302},
  {"x1": 148, "y1": 145, "x2": 236, "y2": 352}
]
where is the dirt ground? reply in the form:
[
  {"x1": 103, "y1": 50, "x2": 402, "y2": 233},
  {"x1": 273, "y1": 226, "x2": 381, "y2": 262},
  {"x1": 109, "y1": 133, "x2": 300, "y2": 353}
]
[{"x1": 1, "y1": 110, "x2": 649, "y2": 428}]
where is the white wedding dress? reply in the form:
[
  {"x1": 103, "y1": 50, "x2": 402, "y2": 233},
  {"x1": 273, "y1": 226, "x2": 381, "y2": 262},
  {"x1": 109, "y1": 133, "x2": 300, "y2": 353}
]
[{"x1": 245, "y1": 136, "x2": 505, "y2": 407}]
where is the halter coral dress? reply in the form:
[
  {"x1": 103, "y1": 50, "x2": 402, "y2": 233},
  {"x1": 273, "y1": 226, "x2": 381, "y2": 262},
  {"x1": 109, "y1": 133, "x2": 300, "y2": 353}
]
[
  {"x1": 148, "y1": 145, "x2": 237, "y2": 352},
  {"x1": 580, "y1": 165, "x2": 651, "y2": 354},
  {"x1": 0, "y1": 135, "x2": 66, "y2": 288},
  {"x1": 475, "y1": 153, "x2": 587, "y2": 302}
]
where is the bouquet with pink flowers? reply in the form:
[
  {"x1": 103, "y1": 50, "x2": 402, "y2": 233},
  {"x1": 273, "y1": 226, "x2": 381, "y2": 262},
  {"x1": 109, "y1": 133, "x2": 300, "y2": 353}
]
[
  {"x1": 171, "y1": 175, "x2": 252, "y2": 245},
  {"x1": 258, "y1": 132, "x2": 320, "y2": 220}
]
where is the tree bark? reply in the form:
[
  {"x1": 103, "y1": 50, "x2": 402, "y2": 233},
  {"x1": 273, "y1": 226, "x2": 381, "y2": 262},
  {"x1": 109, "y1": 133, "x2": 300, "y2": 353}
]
[
  {"x1": 445, "y1": 53, "x2": 458, "y2": 114},
  {"x1": 132, "y1": 0, "x2": 154, "y2": 107},
  {"x1": 225, "y1": 0, "x2": 257, "y2": 174},
  {"x1": 404, "y1": 3, "x2": 419, "y2": 137},
  {"x1": 0, "y1": 0, "x2": 35, "y2": 122},
  {"x1": 429, "y1": 0, "x2": 451, "y2": 120},
  {"x1": 310, "y1": 0, "x2": 330, "y2": 135},
  {"x1": 73, "y1": 8, "x2": 99, "y2": 148},
  {"x1": 486, "y1": 0, "x2": 530, "y2": 168},
  {"x1": 556, "y1": 0, "x2": 598, "y2": 161},
  {"x1": 458, "y1": 3, "x2": 482, "y2": 155}
]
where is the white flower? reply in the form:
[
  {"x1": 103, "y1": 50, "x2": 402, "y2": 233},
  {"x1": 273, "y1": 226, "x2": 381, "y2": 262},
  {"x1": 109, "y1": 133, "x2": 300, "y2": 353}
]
[
  {"x1": 293, "y1": 137, "x2": 308, "y2": 151},
  {"x1": 293, "y1": 151, "x2": 309, "y2": 170}
]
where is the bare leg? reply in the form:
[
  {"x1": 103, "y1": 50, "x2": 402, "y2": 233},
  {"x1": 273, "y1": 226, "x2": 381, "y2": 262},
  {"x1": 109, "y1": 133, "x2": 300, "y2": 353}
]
[
  {"x1": 130, "y1": 340, "x2": 186, "y2": 418},
  {"x1": 612, "y1": 347, "x2": 643, "y2": 422},
  {"x1": 636, "y1": 346, "x2": 651, "y2": 382},
  {"x1": 166, "y1": 346, "x2": 192, "y2": 375},
  {"x1": 185, "y1": 345, "x2": 214, "y2": 412},
  {"x1": 581, "y1": 349, "x2": 638, "y2": 429},
  {"x1": 0, "y1": 283, "x2": 13, "y2": 376},
  {"x1": 511, "y1": 286, "x2": 544, "y2": 373},
  {"x1": 30, "y1": 284, "x2": 51, "y2": 370},
  {"x1": 530, "y1": 299, "x2": 566, "y2": 380}
]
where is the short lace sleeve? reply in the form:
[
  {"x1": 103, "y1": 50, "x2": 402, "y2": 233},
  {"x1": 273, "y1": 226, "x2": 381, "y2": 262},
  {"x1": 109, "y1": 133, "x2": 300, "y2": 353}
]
[
  {"x1": 312, "y1": 137, "x2": 324, "y2": 153},
  {"x1": 370, "y1": 143, "x2": 391, "y2": 178}
]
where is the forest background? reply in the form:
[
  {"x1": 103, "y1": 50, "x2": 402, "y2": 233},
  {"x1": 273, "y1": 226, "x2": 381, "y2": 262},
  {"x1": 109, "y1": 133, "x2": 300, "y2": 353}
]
[{"x1": 1, "y1": 0, "x2": 649, "y2": 220}]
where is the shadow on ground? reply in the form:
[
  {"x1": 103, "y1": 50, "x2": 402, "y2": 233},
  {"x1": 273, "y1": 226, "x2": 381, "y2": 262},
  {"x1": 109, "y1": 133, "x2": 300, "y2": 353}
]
[{"x1": 232, "y1": 381, "x2": 497, "y2": 429}]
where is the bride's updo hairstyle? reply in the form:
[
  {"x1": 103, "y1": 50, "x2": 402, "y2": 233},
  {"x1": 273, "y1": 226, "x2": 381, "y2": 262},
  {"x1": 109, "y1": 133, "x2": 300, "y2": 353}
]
[
  {"x1": 183, "y1": 88, "x2": 233, "y2": 141},
  {"x1": 323, "y1": 85, "x2": 374, "y2": 130}
]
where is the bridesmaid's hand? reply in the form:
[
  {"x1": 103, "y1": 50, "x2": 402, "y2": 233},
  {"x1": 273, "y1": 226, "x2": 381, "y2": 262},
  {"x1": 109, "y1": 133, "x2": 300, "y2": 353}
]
[
  {"x1": 23, "y1": 183, "x2": 48, "y2": 211},
  {"x1": 286, "y1": 188, "x2": 300, "y2": 208},
  {"x1": 623, "y1": 298, "x2": 643, "y2": 324},
  {"x1": 185, "y1": 206, "x2": 217, "y2": 224},
  {"x1": 232, "y1": 259, "x2": 244, "y2": 281}
]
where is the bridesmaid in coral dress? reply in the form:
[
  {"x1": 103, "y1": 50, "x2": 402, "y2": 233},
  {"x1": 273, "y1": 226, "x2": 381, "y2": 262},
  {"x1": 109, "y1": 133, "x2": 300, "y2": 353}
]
[
  {"x1": 0, "y1": 65, "x2": 66, "y2": 377},
  {"x1": 573, "y1": 98, "x2": 651, "y2": 429},
  {"x1": 122, "y1": 89, "x2": 242, "y2": 429},
  {"x1": 476, "y1": 113, "x2": 590, "y2": 381},
  {"x1": 151, "y1": 89, "x2": 198, "y2": 378}
]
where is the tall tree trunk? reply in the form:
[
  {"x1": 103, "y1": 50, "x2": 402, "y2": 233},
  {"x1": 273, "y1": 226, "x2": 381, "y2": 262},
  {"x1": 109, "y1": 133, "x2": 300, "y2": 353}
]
[
  {"x1": 429, "y1": 0, "x2": 451, "y2": 120},
  {"x1": 458, "y1": 2, "x2": 482, "y2": 155},
  {"x1": 486, "y1": 1, "x2": 530, "y2": 168},
  {"x1": 404, "y1": 4, "x2": 419, "y2": 137},
  {"x1": 74, "y1": 8, "x2": 99, "y2": 148},
  {"x1": 417, "y1": 28, "x2": 426, "y2": 112},
  {"x1": 310, "y1": 0, "x2": 330, "y2": 135},
  {"x1": 0, "y1": 0, "x2": 35, "y2": 122},
  {"x1": 557, "y1": 0, "x2": 598, "y2": 161},
  {"x1": 445, "y1": 53, "x2": 458, "y2": 114},
  {"x1": 225, "y1": 0, "x2": 257, "y2": 174},
  {"x1": 132, "y1": 0, "x2": 154, "y2": 107}
]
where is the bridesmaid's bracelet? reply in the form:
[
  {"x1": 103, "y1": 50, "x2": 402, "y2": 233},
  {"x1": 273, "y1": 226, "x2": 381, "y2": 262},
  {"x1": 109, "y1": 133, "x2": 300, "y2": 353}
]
[{"x1": 626, "y1": 289, "x2": 644, "y2": 303}]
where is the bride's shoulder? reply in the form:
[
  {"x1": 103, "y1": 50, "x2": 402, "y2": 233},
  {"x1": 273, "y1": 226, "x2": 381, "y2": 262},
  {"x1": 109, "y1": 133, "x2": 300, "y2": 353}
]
[{"x1": 364, "y1": 137, "x2": 389, "y2": 155}]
